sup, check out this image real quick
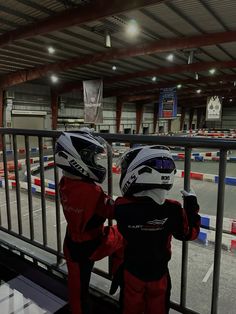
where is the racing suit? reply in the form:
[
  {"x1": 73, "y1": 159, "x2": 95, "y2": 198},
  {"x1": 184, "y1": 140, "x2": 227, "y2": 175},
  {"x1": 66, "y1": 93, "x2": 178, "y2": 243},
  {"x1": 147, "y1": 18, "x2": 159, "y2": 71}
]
[
  {"x1": 114, "y1": 195, "x2": 200, "y2": 314},
  {"x1": 59, "y1": 175, "x2": 123, "y2": 314}
]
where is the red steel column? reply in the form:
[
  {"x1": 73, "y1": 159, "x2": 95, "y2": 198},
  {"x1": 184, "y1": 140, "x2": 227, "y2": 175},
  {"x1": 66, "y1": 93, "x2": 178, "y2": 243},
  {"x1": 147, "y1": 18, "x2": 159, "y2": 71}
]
[
  {"x1": 0, "y1": 89, "x2": 3, "y2": 150},
  {"x1": 153, "y1": 102, "x2": 158, "y2": 133},
  {"x1": 189, "y1": 108, "x2": 194, "y2": 129},
  {"x1": 180, "y1": 107, "x2": 186, "y2": 131},
  {"x1": 136, "y1": 103, "x2": 144, "y2": 134},
  {"x1": 51, "y1": 90, "x2": 59, "y2": 130},
  {"x1": 168, "y1": 119, "x2": 172, "y2": 133},
  {"x1": 197, "y1": 108, "x2": 203, "y2": 129},
  {"x1": 116, "y1": 98, "x2": 123, "y2": 133}
]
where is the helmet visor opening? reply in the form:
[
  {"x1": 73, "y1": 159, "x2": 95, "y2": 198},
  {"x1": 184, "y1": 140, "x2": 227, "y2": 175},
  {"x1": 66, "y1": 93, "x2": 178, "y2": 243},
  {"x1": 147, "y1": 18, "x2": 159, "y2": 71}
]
[
  {"x1": 144, "y1": 157, "x2": 176, "y2": 173},
  {"x1": 80, "y1": 145, "x2": 106, "y2": 169}
]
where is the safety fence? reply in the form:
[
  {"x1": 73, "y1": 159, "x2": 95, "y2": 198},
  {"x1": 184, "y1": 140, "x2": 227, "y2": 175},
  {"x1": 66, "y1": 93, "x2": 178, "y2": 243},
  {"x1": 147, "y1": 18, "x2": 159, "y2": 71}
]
[{"x1": 1, "y1": 128, "x2": 236, "y2": 314}]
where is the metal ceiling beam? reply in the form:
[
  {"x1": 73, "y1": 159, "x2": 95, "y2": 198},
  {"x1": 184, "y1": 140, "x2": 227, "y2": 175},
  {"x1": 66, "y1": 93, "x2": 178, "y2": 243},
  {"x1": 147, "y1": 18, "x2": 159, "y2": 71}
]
[
  {"x1": 0, "y1": 0, "x2": 164, "y2": 47},
  {"x1": 105, "y1": 60, "x2": 236, "y2": 85},
  {"x1": 105, "y1": 74, "x2": 236, "y2": 97},
  {"x1": 1, "y1": 26, "x2": 236, "y2": 88}
]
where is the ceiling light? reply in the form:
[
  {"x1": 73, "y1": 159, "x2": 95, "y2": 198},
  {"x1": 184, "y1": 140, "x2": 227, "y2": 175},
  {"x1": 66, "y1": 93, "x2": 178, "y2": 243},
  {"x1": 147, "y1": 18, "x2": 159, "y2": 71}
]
[
  {"x1": 105, "y1": 31, "x2": 112, "y2": 48},
  {"x1": 234, "y1": 81, "x2": 236, "y2": 86},
  {"x1": 126, "y1": 20, "x2": 139, "y2": 36},
  {"x1": 177, "y1": 84, "x2": 182, "y2": 89},
  {"x1": 195, "y1": 72, "x2": 199, "y2": 80},
  {"x1": 152, "y1": 76, "x2": 157, "y2": 82},
  {"x1": 166, "y1": 54, "x2": 174, "y2": 62},
  {"x1": 196, "y1": 89, "x2": 201, "y2": 94},
  {"x1": 222, "y1": 96, "x2": 225, "y2": 99},
  {"x1": 112, "y1": 65, "x2": 117, "y2": 71},
  {"x1": 48, "y1": 46, "x2": 55, "y2": 54},
  {"x1": 209, "y1": 68, "x2": 216, "y2": 75},
  {"x1": 51, "y1": 75, "x2": 58, "y2": 83},
  {"x1": 230, "y1": 98, "x2": 233, "y2": 102}
]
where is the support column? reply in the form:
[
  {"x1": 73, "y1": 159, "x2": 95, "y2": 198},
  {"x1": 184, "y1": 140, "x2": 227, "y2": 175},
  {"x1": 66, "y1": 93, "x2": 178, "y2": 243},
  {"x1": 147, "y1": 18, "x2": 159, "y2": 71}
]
[
  {"x1": 196, "y1": 108, "x2": 203, "y2": 129},
  {"x1": 153, "y1": 102, "x2": 158, "y2": 133},
  {"x1": 0, "y1": 90, "x2": 4, "y2": 150},
  {"x1": 180, "y1": 107, "x2": 186, "y2": 131},
  {"x1": 136, "y1": 102, "x2": 144, "y2": 134},
  {"x1": 51, "y1": 90, "x2": 59, "y2": 130},
  {"x1": 116, "y1": 98, "x2": 123, "y2": 133},
  {"x1": 189, "y1": 108, "x2": 194, "y2": 130}
]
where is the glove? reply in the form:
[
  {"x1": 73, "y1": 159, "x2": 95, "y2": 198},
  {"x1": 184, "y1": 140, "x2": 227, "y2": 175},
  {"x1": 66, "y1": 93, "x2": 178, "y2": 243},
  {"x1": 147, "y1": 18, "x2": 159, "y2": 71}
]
[
  {"x1": 181, "y1": 189, "x2": 196, "y2": 197},
  {"x1": 79, "y1": 127, "x2": 94, "y2": 133}
]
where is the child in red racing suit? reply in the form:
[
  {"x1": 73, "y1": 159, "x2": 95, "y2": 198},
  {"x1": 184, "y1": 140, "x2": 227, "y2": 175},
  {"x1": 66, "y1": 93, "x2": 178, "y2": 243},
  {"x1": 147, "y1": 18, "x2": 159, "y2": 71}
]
[
  {"x1": 113, "y1": 145, "x2": 200, "y2": 314},
  {"x1": 55, "y1": 130, "x2": 123, "y2": 314}
]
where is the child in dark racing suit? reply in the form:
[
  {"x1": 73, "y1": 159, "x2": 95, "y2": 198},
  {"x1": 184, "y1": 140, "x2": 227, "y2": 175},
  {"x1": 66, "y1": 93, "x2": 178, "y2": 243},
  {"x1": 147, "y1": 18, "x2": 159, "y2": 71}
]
[
  {"x1": 55, "y1": 129, "x2": 123, "y2": 314},
  {"x1": 113, "y1": 145, "x2": 200, "y2": 314}
]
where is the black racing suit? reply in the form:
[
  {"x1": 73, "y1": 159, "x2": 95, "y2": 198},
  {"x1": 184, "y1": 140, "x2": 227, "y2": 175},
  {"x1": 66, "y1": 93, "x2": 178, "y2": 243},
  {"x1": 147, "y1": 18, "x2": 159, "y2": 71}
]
[{"x1": 114, "y1": 195, "x2": 200, "y2": 314}]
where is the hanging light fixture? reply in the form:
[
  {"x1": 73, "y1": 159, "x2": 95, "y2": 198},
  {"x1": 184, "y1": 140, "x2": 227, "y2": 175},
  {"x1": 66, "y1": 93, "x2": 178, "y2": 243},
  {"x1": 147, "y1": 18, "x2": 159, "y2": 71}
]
[{"x1": 105, "y1": 30, "x2": 112, "y2": 48}]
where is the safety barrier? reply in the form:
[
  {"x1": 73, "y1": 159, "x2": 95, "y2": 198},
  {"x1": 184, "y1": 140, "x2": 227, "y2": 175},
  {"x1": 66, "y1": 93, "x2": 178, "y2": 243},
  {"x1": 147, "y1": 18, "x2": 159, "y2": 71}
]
[
  {"x1": 1, "y1": 128, "x2": 236, "y2": 314},
  {"x1": 199, "y1": 215, "x2": 236, "y2": 251}
]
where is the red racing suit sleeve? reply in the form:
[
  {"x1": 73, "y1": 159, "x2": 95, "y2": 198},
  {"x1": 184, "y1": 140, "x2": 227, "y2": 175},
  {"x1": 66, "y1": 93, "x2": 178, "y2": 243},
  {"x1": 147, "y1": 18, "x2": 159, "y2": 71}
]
[
  {"x1": 172, "y1": 196, "x2": 200, "y2": 241},
  {"x1": 95, "y1": 188, "x2": 115, "y2": 219}
]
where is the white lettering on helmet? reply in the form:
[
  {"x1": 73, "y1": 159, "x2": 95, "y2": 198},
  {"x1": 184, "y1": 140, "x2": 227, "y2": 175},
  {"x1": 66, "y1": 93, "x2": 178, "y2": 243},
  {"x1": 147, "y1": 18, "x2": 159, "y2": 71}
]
[
  {"x1": 122, "y1": 173, "x2": 137, "y2": 194},
  {"x1": 161, "y1": 175, "x2": 170, "y2": 183}
]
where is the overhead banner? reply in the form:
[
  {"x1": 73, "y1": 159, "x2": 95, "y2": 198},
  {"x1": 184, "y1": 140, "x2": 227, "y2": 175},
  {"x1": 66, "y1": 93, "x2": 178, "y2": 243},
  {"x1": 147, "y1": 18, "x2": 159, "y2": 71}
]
[
  {"x1": 83, "y1": 79, "x2": 103, "y2": 124},
  {"x1": 206, "y1": 96, "x2": 222, "y2": 121},
  {"x1": 159, "y1": 88, "x2": 177, "y2": 119}
]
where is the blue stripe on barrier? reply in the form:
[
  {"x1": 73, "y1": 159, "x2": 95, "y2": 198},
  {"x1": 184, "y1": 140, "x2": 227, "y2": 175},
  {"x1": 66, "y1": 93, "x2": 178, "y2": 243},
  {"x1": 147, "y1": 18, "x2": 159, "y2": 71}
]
[
  {"x1": 194, "y1": 156, "x2": 204, "y2": 161},
  {"x1": 225, "y1": 177, "x2": 236, "y2": 186},
  {"x1": 31, "y1": 148, "x2": 37, "y2": 153},
  {"x1": 48, "y1": 183, "x2": 55, "y2": 189},
  {"x1": 215, "y1": 176, "x2": 236, "y2": 185},
  {"x1": 229, "y1": 157, "x2": 236, "y2": 162},
  {"x1": 172, "y1": 156, "x2": 179, "y2": 161},
  {"x1": 43, "y1": 156, "x2": 48, "y2": 161},
  {"x1": 6, "y1": 150, "x2": 13, "y2": 155},
  {"x1": 198, "y1": 231, "x2": 208, "y2": 244},
  {"x1": 31, "y1": 186, "x2": 37, "y2": 193},
  {"x1": 201, "y1": 216, "x2": 210, "y2": 229},
  {"x1": 192, "y1": 153, "x2": 200, "y2": 156},
  {"x1": 0, "y1": 180, "x2": 3, "y2": 187}
]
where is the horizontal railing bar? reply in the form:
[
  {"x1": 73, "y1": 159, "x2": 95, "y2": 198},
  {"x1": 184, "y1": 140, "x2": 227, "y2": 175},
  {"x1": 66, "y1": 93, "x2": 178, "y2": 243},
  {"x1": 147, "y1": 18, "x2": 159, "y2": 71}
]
[
  {"x1": 0, "y1": 226, "x2": 62, "y2": 257},
  {"x1": 98, "y1": 133, "x2": 236, "y2": 149},
  {"x1": 0, "y1": 129, "x2": 236, "y2": 149}
]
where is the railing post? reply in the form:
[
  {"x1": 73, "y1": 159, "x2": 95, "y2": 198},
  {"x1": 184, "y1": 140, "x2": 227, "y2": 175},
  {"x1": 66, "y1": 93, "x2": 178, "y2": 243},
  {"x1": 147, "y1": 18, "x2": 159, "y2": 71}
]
[
  {"x1": 211, "y1": 149, "x2": 227, "y2": 314},
  {"x1": 180, "y1": 146, "x2": 192, "y2": 307},
  {"x1": 107, "y1": 140, "x2": 113, "y2": 277},
  {"x1": 53, "y1": 138, "x2": 62, "y2": 265},
  {"x1": 38, "y1": 136, "x2": 47, "y2": 246},
  {"x1": 13, "y1": 134, "x2": 22, "y2": 235},
  {"x1": 25, "y1": 135, "x2": 34, "y2": 241}
]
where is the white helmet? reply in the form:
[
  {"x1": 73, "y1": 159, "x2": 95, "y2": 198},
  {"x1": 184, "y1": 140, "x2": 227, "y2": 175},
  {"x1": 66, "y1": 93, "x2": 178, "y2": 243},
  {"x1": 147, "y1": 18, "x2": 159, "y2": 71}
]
[
  {"x1": 119, "y1": 145, "x2": 176, "y2": 196},
  {"x1": 55, "y1": 129, "x2": 107, "y2": 183}
]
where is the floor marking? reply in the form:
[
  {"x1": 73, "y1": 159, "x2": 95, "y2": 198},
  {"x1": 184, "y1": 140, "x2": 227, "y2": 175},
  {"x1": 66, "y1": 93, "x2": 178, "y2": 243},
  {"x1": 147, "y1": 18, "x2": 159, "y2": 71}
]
[
  {"x1": 23, "y1": 208, "x2": 41, "y2": 217},
  {"x1": 53, "y1": 220, "x2": 66, "y2": 227},
  {"x1": 202, "y1": 263, "x2": 214, "y2": 283}
]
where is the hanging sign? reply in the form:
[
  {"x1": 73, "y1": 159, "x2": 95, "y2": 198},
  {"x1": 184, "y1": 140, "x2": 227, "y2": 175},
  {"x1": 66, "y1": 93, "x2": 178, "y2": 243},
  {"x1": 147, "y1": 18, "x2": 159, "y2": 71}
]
[
  {"x1": 83, "y1": 79, "x2": 103, "y2": 124},
  {"x1": 206, "y1": 96, "x2": 222, "y2": 121},
  {"x1": 159, "y1": 88, "x2": 177, "y2": 119}
]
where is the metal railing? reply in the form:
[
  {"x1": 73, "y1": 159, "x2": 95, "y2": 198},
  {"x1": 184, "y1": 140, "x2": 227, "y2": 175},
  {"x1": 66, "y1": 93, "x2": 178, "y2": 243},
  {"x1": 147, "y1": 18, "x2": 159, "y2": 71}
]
[{"x1": 1, "y1": 128, "x2": 236, "y2": 314}]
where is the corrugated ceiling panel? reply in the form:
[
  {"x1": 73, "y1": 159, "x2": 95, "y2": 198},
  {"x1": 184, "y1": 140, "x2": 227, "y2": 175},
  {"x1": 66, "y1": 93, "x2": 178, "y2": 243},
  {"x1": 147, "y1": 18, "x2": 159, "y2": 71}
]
[
  {"x1": 144, "y1": 2, "x2": 200, "y2": 36},
  {"x1": 205, "y1": 0, "x2": 236, "y2": 30},
  {"x1": 171, "y1": 0, "x2": 225, "y2": 33}
]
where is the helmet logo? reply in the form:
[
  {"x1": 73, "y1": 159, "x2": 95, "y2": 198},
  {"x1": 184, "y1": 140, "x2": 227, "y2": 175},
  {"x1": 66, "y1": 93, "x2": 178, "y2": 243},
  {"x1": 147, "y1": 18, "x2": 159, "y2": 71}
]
[
  {"x1": 123, "y1": 173, "x2": 137, "y2": 194},
  {"x1": 69, "y1": 159, "x2": 88, "y2": 176},
  {"x1": 161, "y1": 175, "x2": 170, "y2": 182}
]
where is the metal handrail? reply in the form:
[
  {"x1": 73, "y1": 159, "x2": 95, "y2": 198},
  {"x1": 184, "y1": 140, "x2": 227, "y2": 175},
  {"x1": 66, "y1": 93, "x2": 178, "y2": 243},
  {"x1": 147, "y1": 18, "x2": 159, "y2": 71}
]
[{"x1": 1, "y1": 128, "x2": 236, "y2": 314}]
